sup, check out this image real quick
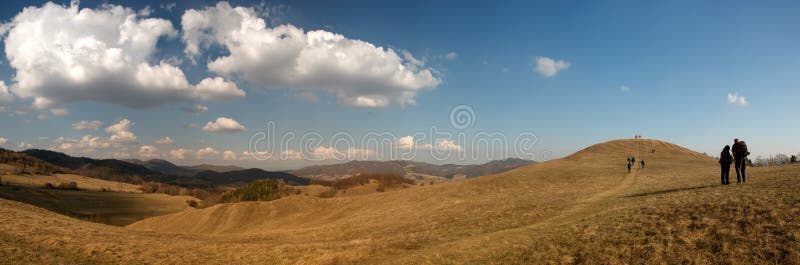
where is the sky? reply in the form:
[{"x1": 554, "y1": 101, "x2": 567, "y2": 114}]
[{"x1": 0, "y1": 0, "x2": 799, "y2": 170}]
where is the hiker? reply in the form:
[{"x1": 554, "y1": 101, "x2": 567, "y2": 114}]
[
  {"x1": 627, "y1": 161, "x2": 632, "y2": 173},
  {"x1": 631, "y1": 156, "x2": 635, "y2": 164},
  {"x1": 640, "y1": 160, "x2": 645, "y2": 169},
  {"x1": 731, "y1": 139, "x2": 750, "y2": 183},
  {"x1": 719, "y1": 145, "x2": 732, "y2": 185}
]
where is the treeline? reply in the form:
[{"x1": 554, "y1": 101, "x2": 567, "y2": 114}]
[
  {"x1": 311, "y1": 173, "x2": 414, "y2": 190},
  {"x1": 752, "y1": 154, "x2": 800, "y2": 167},
  {"x1": 218, "y1": 179, "x2": 298, "y2": 204},
  {"x1": 139, "y1": 181, "x2": 217, "y2": 200},
  {"x1": 0, "y1": 148, "x2": 64, "y2": 175}
]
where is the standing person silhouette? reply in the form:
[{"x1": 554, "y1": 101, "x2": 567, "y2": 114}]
[
  {"x1": 719, "y1": 145, "x2": 732, "y2": 185},
  {"x1": 640, "y1": 160, "x2": 645, "y2": 169},
  {"x1": 627, "y1": 160, "x2": 632, "y2": 173},
  {"x1": 731, "y1": 139, "x2": 750, "y2": 183}
]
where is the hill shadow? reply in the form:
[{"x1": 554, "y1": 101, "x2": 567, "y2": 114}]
[{"x1": 622, "y1": 184, "x2": 717, "y2": 198}]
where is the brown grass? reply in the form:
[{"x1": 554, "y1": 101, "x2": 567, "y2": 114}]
[{"x1": 1, "y1": 139, "x2": 799, "y2": 264}]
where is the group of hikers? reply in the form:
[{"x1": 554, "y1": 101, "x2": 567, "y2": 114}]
[
  {"x1": 719, "y1": 138, "x2": 750, "y2": 185},
  {"x1": 626, "y1": 157, "x2": 644, "y2": 173}
]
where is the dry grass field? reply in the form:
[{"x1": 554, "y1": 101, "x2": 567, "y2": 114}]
[
  {"x1": 0, "y1": 186, "x2": 197, "y2": 226},
  {"x1": 0, "y1": 173, "x2": 142, "y2": 193},
  {"x1": 1, "y1": 139, "x2": 799, "y2": 264}
]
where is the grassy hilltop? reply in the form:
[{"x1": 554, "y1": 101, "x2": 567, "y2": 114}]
[{"x1": 1, "y1": 139, "x2": 798, "y2": 264}]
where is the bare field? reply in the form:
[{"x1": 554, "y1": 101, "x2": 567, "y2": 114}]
[{"x1": 1, "y1": 139, "x2": 799, "y2": 264}]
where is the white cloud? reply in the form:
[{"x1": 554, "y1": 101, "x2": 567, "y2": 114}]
[
  {"x1": 155, "y1": 137, "x2": 175, "y2": 145},
  {"x1": 425, "y1": 139, "x2": 463, "y2": 152},
  {"x1": 620, "y1": 85, "x2": 631, "y2": 92},
  {"x1": 139, "y1": 145, "x2": 160, "y2": 158},
  {"x1": 396, "y1": 136, "x2": 463, "y2": 152},
  {"x1": 105, "y1": 119, "x2": 138, "y2": 144},
  {"x1": 534, "y1": 56, "x2": 570, "y2": 77},
  {"x1": 280, "y1": 149, "x2": 303, "y2": 160},
  {"x1": 72, "y1": 120, "x2": 104, "y2": 131},
  {"x1": 160, "y1": 2, "x2": 177, "y2": 12},
  {"x1": 168, "y1": 148, "x2": 193, "y2": 159},
  {"x1": 37, "y1": 114, "x2": 48, "y2": 120},
  {"x1": 727, "y1": 93, "x2": 748, "y2": 106},
  {"x1": 202, "y1": 117, "x2": 246, "y2": 133},
  {"x1": 193, "y1": 77, "x2": 244, "y2": 100},
  {"x1": 397, "y1": 135, "x2": 416, "y2": 150},
  {"x1": 222, "y1": 150, "x2": 237, "y2": 160},
  {"x1": 0, "y1": 81, "x2": 13, "y2": 107},
  {"x1": 138, "y1": 5, "x2": 153, "y2": 17},
  {"x1": 182, "y1": 104, "x2": 208, "y2": 113},
  {"x1": 443, "y1": 52, "x2": 458, "y2": 61},
  {"x1": 52, "y1": 135, "x2": 110, "y2": 154},
  {"x1": 0, "y1": 137, "x2": 7, "y2": 145},
  {"x1": 18, "y1": 142, "x2": 33, "y2": 150},
  {"x1": 2, "y1": 2, "x2": 244, "y2": 109},
  {"x1": 181, "y1": 2, "x2": 440, "y2": 108},
  {"x1": 50, "y1": 108, "x2": 69, "y2": 116},
  {"x1": 240, "y1": 150, "x2": 269, "y2": 160},
  {"x1": 196, "y1": 147, "x2": 219, "y2": 159},
  {"x1": 53, "y1": 118, "x2": 139, "y2": 157}
]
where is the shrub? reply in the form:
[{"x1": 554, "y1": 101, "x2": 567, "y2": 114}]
[
  {"x1": 57, "y1": 181, "x2": 78, "y2": 190},
  {"x1": 376, "y1": 184, "x2": 385, "y2": 192},
  {"x1": 186, "y1": 200, "x2": 199, "y2": 208},
  {"x1": 220, "y1": 179, "x2": 295, "y2": 203},
  {"x1": 44, "y1": 182, "x2": 55, "y2": 189}
]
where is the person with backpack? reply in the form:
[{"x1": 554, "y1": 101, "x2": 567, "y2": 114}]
[
  {"x1": 627, "y1": 160, "x2": 632, "y2": 173},
  {"x1": 731, "y1": 139, "x2": 750, "y2": 183},
  {"x1": 719, "y1": 145, "x2": 733, "y2": 185}
]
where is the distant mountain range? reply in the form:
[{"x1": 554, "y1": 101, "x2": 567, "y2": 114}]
[
  {"x1": 291, "y1": 158, "x2": 537, "y2": 180},
  {"x1": 22, "y1": 150, "x2": 302, "y2": 187},
  {"x1": 22, "y1": 149, "x2": 163, "y2": 183},
  {"x1": 123, "y1": 159, "x2": 245, "y2": 177},
  {"x1": 193, "y1": 168, "x2": 309, "y2": 186},
  {"x1": 19, "y1": 149, "x2": 535, "y2": 187}
]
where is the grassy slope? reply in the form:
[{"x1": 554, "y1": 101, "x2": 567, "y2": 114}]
[
  {"x1": 0, "y1": 173, "x2": 142, "y2": 193},
  {"x1": 1, "y1": 139, "x2": 799, "y2": 264},
  {"x1": 0, "y1": 186, "x2": 195, "y2": 226}
]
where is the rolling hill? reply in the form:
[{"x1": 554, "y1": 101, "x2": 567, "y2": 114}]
[
  {"x1": 2, "y1": 139, "x2": 799, "y2": 264},
  {"x1": 124, "y1": 159, "x2": 247, "y2": 177},
  {"x1": 292, "y1": 158, "x2": 537, "y2": 180},
  {"x1": 23, "y1": 149, "x2": 164, "y2": 183},
  {"x1": 123, "y1": 159, "x2": 199, "y2": 177},
  {"x1": 185, "y1": 164, "x2": 245, "y2": 173},
  {"x1": 23, "y1": 150, "x2": 306, "y2": 188},
  {"x1": 192, "y1": 168, "x2": 310, "y2": 186}
]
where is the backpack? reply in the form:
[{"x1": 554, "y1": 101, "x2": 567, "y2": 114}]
[{"x1": 740, "y1": 141, "x2": 749, "y2": 156}]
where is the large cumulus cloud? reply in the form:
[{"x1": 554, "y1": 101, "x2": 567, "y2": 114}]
[
  {"x1": 0, "y1": 1, "x2": 244, "y2": 109},
  {"x1": 181, "y1": 2, "x2": 440, "y2": 108}
]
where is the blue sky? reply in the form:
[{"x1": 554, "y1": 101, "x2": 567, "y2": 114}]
[{"x1": 0, "y1": 0, "x2": 798, "y2": 170}]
